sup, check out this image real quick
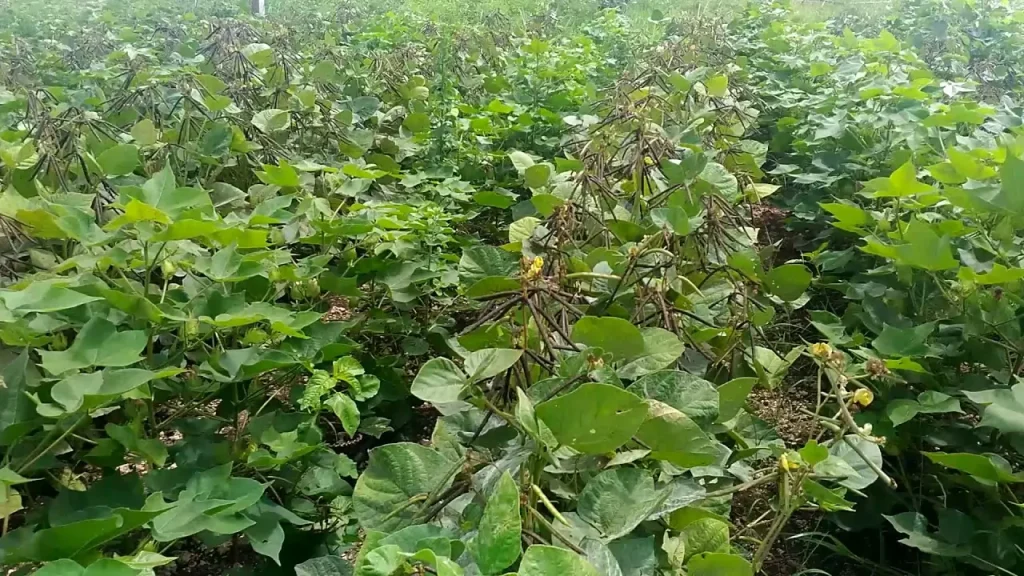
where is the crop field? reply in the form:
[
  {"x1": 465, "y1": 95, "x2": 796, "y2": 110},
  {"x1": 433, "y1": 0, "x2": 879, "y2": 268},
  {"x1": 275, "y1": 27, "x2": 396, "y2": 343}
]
[{"x1": 1, "y1": 0, "x2": 1024, "y2": 574}]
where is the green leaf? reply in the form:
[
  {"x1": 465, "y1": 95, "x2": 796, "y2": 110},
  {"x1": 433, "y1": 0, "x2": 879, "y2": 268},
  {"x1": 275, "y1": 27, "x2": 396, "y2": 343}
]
[
  {"x1": 964, "y1": 384, "x2": 1024, "y2": 435},
  {"x1": 887, "y1": 391, "x2": 961, "y2": 426},
  {"x1": 870, "y1": 162, "x2": 934, "y2": 197},
  {"x1": 326, "y1": 394, "x2": 360, "y2": 437},
  {"x1": 295, "y1": 556, "x2": 353, "y2": 576},
  {"x1": 571, "y1": 316, "x2": 646, "y2": 362},
  {"x1": 535, "y1": 383, "x2": 648, "y2": 454},
  {"x1": 681, "y1": 518, "x2": 730, "y2": 561},
  {"x1": 577, "y1": 468, "x2": 668, "y2": 541},
  {"x1": 892, "y1": 219, "x2": 958, "y2": 271},
  {"x1": 51, "y1": 368, "x2": 161, "y2": 413},
  {"x1": 0, "y1": 283, "x2": 101, "y2": 313},
  {"x1": 884, "y1": 512, "x2": 969, "y2": 557},
  {"x1": 651, "y1": 206, "x2": 692, "y2": 236},
  {"x1": 716, "y1": 377, "x2": 756, "y2": 423},
  {"x1": 687, "y1": 553, "x2": 752, "y2": 576},
  {"x1": 130, "y1": 119, "x2": 159, "y2": 146},
  {"x1": 519, "y1": 545, "x2": 601, "y2": 576},
  {"x1": 824, "y1": 435, "x2": 884, "y2": 490},
  {"x1": 38, "y1": 318, "x2": 146, "y2": 374},
  {"x1": 352, "y1": 443, "x2": 457, "y2": 532},
  {"x1": 617, "y1": 328, "x2": 685, "y2": 379},
  {"x1": 466, "y1": 277, "x2": 520, "y2": 299},
  {"x1": 766, "y1": 264, "x2": 812, "y2": 302},
  {"x1": 628, "y1": 371, "x2": 718, "y2": 424},
  {"x1": 705, "y1": 75, "x2": 728, "y2": 98},
  {"x1": 97, "y1": 144, "x2": 140, "y2": 176},
  {"x1": 872, "y1": 322, "x2": 934, "y2": 357},
  {"x1": 252, "y1": 109, "x2": 291, "y2": 133},
  {"x1": 472, "y1": 471, "x2": 521, "y2": 574},
  {"x1": 524, "y1": 164, "x2": 551, "y2": 188},
  {"x1": 464, "y1": 348, "x2": 523, "y2": 382},
  {"x1": 311, "y1": 61, "x2": 339, "y2": 82},
  {"x1": 635, "y1": 401, "x2": 716, "y2": 468},
  {"x1": 403, "y1": 112, "x2": 430, "y2": 133},
  {"x1": 200, "y1": 123, "x2": 233, "y2": 156},
  {"x1": 459, "y1": 246, "x2": 517, "y2": 282},
  {"x1": 925, "y1": 452, "x2": 1023, "y2": 483},
  {"x1": 509, "y1": 216, "x2": 541, "y2": 244},
  {"x1": 801, "y1": 478, "x2": 854, "y2": 511},
  {"x1": 411, "y1": 358, "x2": 467, "y2": 404},
  {"x1": 474, "y1": 190, "x2": 517, "y2": 209},
  {"x1": 0, "y1": 351, "x2": 40, "y2": 442},
  {"x1": 508, "y1": 150, "x2": 535, "y2": 171},
  {"x1": 799, "y1": 440, "x2": 829, "y2": 466}
]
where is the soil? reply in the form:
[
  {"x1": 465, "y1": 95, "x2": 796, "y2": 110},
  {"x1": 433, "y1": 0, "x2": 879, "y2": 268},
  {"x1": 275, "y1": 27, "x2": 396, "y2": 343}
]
[
  {"x1": 748, "y1": 381, "x2": 820, "y2": 448},
  {"x1": 156, "y1": 538, "x2": 264, "y2": 576}
]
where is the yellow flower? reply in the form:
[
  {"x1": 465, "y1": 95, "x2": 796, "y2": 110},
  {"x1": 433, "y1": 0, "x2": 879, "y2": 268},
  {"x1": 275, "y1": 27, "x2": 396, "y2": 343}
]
[
  {"x1": 525, "y1": 256, "x2": 544, "y2": 281},
  {"x1": 810, "y1": 342, "x2": 833, "y2": 358},
  {"x1": 853, "y1": 388, "x2": 874, "y2": 407},
  {"x1": 779, "y1": 454, "x2": 800, "y2": 471}
]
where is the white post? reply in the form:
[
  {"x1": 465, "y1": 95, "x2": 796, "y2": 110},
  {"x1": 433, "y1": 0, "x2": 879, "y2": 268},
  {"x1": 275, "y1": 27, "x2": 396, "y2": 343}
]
[{"x1": 252, "y1": 0, "x2": 265, "y2": 16}]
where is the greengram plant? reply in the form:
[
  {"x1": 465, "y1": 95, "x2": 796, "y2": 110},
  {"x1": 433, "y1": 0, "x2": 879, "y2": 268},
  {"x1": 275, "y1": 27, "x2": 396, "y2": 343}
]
[{"x1": 3, "y1": 0, "x2": 1024, "y2": 574}]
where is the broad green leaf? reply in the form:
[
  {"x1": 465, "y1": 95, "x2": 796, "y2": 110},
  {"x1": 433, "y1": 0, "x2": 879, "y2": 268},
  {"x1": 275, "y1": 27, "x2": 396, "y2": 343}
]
[
  {"x1": 802, "y1": 478, "x2": 854, "y2": 511},
  {"x1": 628, "y1": 371, "x2": 718, "y2": 424},
  {"x1": 252, "y1": 109, "x2": 291, "y2": 133},
  {"x1": 38, "y1": 318, "x2": 146, "y2": 374},
  {"x1": 681, "y1": 518, "x2": 730, "y2": 562},
  {"x1": 311, "y1": 61, "x2": 338, "y2": 82},
  {"x1": 687, "y1": 553, "x2": 752, "y2": 576},
  {"x1": 869, "y1": 162, "x2": 934, "y2": 197},
  {"x1": 464, "y1": 348, "x2": 523, "y2": 382},
  {"x1": 326, "y1": 394, "x2": 360, "y2": 437},
  {"x1": 635, "y1": 401, "x2": 716, "y2": 468},
  {"x1": 884, "y1": 512, "x2": 969, "y2": 557},
  {"x1": 892, "y1": 219, "x2": 958, "y2": 271},
  {"x1": 886, "y1": 391, "x2": 961, "y2": 426},
  {"x1": 766, "y1": 264, "x2": 811, "y2": 302},
  {"x1": 824, "y1": 435, "x2": 884, "y2": 490},
  {"x1": 509, "y1": 216, "x2": 541, "y2": 244},
  {"x1": 466, "y1": 277, "x2": 520, "y2": 299},
  {"x1": 799, "y1": 440, "x2": 829, "y2": 466},
  {"x1": 130, "y1": 119, "x2": 159, "y2": 146},
  {"x1": 519, "y1": 545, "x2": 601, "y2": 576},
  {"x1": 524, "y1": 163, "x2": 551, "y2": 188},
  {"x1": 411, "y1": 358, "x2": 467, "y2": 404},
  {"x1": 508, "y1": 150, "x2": 535, "y2": 171},
  {"x1": 459, "y1": 246, "x2": 517, "y2": 282},
  {"x1": 924, "y1": 452, "x2": 1023, "y2": 483},
  {"x1": 472, "y1": 471, "x2": 521, "y2": 574},
  {"x1": 1, "y1": 283, "x2": 102, "y2": 313},
  {"x1": 200, "y1": 123, "x2": 233, "y2": 156},
  {"x1": 577, "y1": 468, "x2": 668, "y2": 541},
  {"x1": 403, "y1": 112, "x2": 430, "y2": 133},
  {"x1": 352, "y1": 443, "x2": 457, "y2": 532},
  {"x1": 50, "y1": 368, "x2": 160, "y2": 413},
  {"x1": 571, "y1": 316, "x2": 646, "y2": 362},
  {"x1": 535, "y1": 383, "x2": 648, "y2": 454},
  {"x1": 872, "y1": 322, "x2": 934, "y2": 357},
  {"x1": 716, "y1": 377, "x2": 756, "y2": 423},
  {"x1": 705, "y1": 75, "x2": 728, "y2": 98},
  {"x1": 97, "y1": 144, "x2": 139, "y2": 176},
  {"x1": 650, "y1": 206, "x2": 692, "y2": 236},
  {"x1": 964, "y1": 384, "x2": 1024, "y2": 435},
  {"x1": 0, "y1": 351, "x2": 41, "y2": 441},
  {"x1": 618, "y1": 329, "x2": 685, "y2": 379},
  {"x1": 295, "y1": 556, "x2": 353, "y2": 576}
]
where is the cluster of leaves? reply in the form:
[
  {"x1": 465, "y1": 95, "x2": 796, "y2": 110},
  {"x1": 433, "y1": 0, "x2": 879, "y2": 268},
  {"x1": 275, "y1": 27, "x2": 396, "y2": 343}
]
[
  {"x1": 723, "y1": 0, "x2": 1024, "y2": 573},
  {"x1": 5, "y1": 0, "x2": 1024, "y2": 574}
]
